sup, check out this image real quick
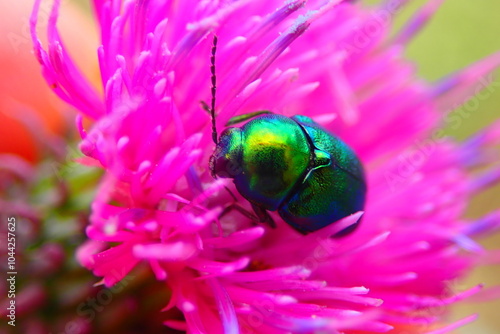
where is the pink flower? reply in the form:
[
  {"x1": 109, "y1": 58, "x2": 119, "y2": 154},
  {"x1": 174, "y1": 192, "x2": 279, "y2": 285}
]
[{"x1": 31, "y1": 0, "x2": 500, "y2": 333}]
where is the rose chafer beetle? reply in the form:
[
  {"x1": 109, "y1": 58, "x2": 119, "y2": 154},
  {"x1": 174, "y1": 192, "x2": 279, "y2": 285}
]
[{"x1": 206, "y1": 36, "x2": 366, "y2": 236}]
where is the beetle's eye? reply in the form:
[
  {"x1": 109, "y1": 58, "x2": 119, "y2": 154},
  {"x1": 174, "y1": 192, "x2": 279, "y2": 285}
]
[
  {"x1": 210, "y1": 127, "x2": 243, "y2": 179},
  {"x1": 211, "y1": 149, "x2": 243, "y2": 178}
]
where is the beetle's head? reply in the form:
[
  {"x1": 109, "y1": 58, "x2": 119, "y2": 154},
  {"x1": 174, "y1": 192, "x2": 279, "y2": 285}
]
[{"x1": 209, "y1": 127, "x2": 243, "y2": 179}]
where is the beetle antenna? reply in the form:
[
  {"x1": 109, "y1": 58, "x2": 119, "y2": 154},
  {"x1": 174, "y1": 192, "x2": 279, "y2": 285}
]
[{"x1": 210, "y1": 35, "x2": 218, "y2": 144}]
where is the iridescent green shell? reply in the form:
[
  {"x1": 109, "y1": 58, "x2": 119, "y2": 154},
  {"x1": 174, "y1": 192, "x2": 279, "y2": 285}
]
[{"x1": 210, "y1": 113, "x2": 366, "y2": 235}]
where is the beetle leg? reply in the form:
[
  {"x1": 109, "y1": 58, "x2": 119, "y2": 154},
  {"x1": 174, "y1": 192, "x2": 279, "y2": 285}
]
[
  {"x1": 224, "y1": 186, "x2": 238, "y2": 201},
  {"x1": 220, "y1": 186, "x2": 276, "y2": 228},
  {"x1": 218, "y1": 203, "x2": 276, "y2": 228},
  {"x1": 251, "y1": 203, "x2": 276, "y2": 228},
  {"x1": 220, "y1": 203, "x2": 260, "y2": 221}
]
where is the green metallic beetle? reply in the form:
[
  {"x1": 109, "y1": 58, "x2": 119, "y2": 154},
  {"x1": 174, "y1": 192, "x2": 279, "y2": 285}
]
[{"x1": 206, "y1": 36, "x2": 366, "y2": 235}]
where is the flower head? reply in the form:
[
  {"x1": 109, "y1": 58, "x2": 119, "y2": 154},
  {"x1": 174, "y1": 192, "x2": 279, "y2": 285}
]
[{"x1": 31, "y1": 0, "x2": 500, "y2": 333}]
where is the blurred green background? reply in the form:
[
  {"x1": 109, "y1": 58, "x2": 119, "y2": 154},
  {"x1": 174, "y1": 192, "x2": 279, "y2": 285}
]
[{"x1": 363, "y1": 0, "x2": 500, "y2": 333}]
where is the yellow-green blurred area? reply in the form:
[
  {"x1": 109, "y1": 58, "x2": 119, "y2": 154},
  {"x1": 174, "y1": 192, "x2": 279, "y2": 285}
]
[{"x1": 363, "y1": 1, "x2": 500, "y2": 333}]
